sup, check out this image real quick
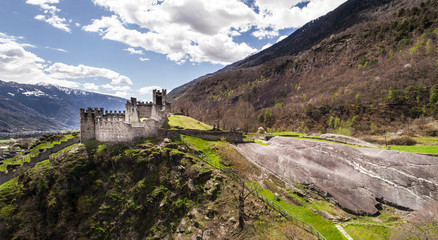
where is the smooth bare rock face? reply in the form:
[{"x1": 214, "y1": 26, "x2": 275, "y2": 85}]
[
  {"x1": 319, "y1": 133, "x2": 380, "y2": 148},
  {"x1": 237, "y1": 137, "x2": 438, "y2": 215}
]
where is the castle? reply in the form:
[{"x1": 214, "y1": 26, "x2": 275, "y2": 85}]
[{"x1": 80, "y1": 89, "x2": 171, "y2": 143}]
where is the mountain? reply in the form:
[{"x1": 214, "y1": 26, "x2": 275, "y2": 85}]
[
  {"x1": 0, "y1": 80, "x2": 126, "y2": 137},
  {"x1": 170, "y1": 0, "x2": 438, "y2": 134}
]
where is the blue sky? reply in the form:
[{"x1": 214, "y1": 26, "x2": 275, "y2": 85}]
[{"x1": 0, "y1": 0, "x2": 346, "y2": 100}]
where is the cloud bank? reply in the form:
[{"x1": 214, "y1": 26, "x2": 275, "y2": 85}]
[
  {"x1": 0, "y1": 32, "x2": 132, "y2": 95},
  {"x1": 84, "y1": 0, "x2": 347, "y2": 65}
]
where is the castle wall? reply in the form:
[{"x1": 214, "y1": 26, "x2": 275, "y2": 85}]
[
  {"x1": 95, "y1": 119, "x2": 160, "y2": 143},
  {"x1": 80, "y1": 89, "x2": 171, "y2": 143},
  {"x1": 137, "y1": 105, "x2": 153, "y2": 119},
  {"x1": 80, "y1": 108, "x2": 96, "y2": 142}
]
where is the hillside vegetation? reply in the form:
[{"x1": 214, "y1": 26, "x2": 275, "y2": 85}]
[
  {"x1": 172, "y1": 0, "x2": 438, "y2": 136},
  {"x1": 0, "y1": 137, "x2": 310, "y2": 239},
  {"x1": 1, "y1": 130, "x2": 437, "y2": 239}
]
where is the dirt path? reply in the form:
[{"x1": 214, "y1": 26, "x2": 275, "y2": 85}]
[{"x1": 236, "y1": 136, "x2": 438, "y2": 215}]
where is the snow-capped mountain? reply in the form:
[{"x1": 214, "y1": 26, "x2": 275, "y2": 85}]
[{"x1": 0, "y1": 80, "x2": 126, "y2": 137}]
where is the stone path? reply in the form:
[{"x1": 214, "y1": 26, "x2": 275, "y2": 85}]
[{"x1": 335, "y1": 224, "x2": 354, "y2": 240}]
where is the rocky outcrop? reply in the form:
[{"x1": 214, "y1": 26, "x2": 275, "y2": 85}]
[
  {"x1": 237, "y1": 136, "x2": 438, "y2": 215},
  {"x1": 319, "y1": 134, "x2": 380, "y2": 148}
]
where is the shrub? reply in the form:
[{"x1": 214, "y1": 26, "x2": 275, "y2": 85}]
[
  {"x1": 387, "y1": 136, "x2": 417, "y2": 146},
  {"x1": 333, "y1": 127, "x2": 352, "y2": 136}
]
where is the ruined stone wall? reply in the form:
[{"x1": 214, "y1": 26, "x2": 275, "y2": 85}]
[{"x1": 161, "y1": 129, "x2": 244, "y2": 143}]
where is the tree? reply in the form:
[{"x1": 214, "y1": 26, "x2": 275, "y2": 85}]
[
  {"x1": 391, "y1": 203, "x2": 438, "y2": 240},
  {"x1": 230, "y1": 178, "x2": 257, "y2": 231}
]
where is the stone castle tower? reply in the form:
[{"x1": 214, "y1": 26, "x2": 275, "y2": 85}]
[{"x1": 80, "y1": 89, "x2": 171, "y2": 143}]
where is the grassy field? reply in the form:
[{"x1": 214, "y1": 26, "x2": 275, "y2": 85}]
[
  {"x1": 342, "y1": 208, "x2": 401, "y2": 240},
  {"x1": 389, "y1": 136, "x2": 438, "y2": 154},
  {"x1": 414, "y1": 137, "x2": 438, "y2": 144},
  {"x1": 0, "y1": 139, "x2": 10, "y2": 144},
  {"x1": 389, "y1": 145, "x2": 438, "y2": 154},
  {"x1": 167, "y1": 115, "x2": 212, "y2": 130},
  {"x1": 256, "y1": 187, "x2": 346, "y2": 240}
]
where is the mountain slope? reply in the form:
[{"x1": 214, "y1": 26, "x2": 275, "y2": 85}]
[
  {"x1": 0, "y1": 80, "x2": 126, "y2": 136},
  {"x1": 171, "y1": 0, "x2": 438, "y2": 134}
]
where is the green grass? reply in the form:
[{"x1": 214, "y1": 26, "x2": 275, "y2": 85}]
[
  {"x1": 344, "y1": 224, "x2": 392, "y2": 240},
  {"x1": 0, "y1": 177, "x2": 21, "y2": 202},
  {"x1": 0, "y1": 134, "x2": 76, "y2": 173},
  {"x1": 254, "y1": 139, "x2": 269, "y2": 146},
  {"x1": 342, "y1": 207, "x2": 401, "y2": 240},
  {"x1": 181, "y1": 135, "x2": 226, "y2": 168},
  {"x1": 0, "y1": 139, "x2": 10, "y2": 144},
  {"x1": 390, "y1": 145, "x2": 438, "y2": 154},
  {"x1": 414, "y1": 137, "x2": 438, "y2": 144},
  {"x1": 167, "y1": 115, "x2": 212, "y2": 130},
  {"x1": 256, "y1": 187, "x2": 346, "y2": 240}
]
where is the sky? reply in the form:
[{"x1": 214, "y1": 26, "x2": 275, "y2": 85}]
[{"x1": 0, "y1": 0, "x2": 347, "y2": 100}]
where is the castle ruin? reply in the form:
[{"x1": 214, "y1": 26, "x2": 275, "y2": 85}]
[{"x1": 80, "y1": 89, "x2": 171, "y2": 143}]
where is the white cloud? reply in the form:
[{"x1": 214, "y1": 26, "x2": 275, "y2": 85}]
[
  {"x1": 276, "y1": 35, "x2": 288, "y2": 43},
  {"x1": 139, "y1": 86, "x2": 161, "y2": 95},
  {"x1": 261, "y1": 43, "x2": 272, "y2": 51},
  {"x1": 125, "y1": 47, "x2": 144, "y2": 55},
  {"x1": 46, "y1": 63, "x2": 133, "y2": 85},
  {"x1": 83, "y1": 0, "x2": 347, "y2": 65},
  {"x1": 45, "y1": 46, "x2": 68, "y2": 52},
  {"x1": 0, "y1": 32, "x2": 132, "y2": 92},
  {"x1": 0, "y1": 32, "x2": 75, "y2": 87},
  {"x1": 139, "y1": 57, "x2": 149, "y2": 61},
  {"x1": 26, "y1": 0, "x2": 71, "y2": 32},
  {"x1": 83, "y1": 82, "x2": 100, "y2": 90},
  {"x1": 102, "y1": 84, "x2": 131, "y2": 91},
  {"x1": 252, "y1": 0, "x2": 347, "y2": 38},
  {"x1": 114, "y1": 91, "x2": 131, "y2": 99},
  {"x1": 84, "y1": 0, "x2": 257, "y2": 65}
]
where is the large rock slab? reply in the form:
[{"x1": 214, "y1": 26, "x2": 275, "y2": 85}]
[{"x1": 237, "y1": 136, "x2": 438, "y2": 215}]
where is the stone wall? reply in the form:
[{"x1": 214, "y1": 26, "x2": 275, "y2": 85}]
[
  {"x1": 80, "y1": 91, "x2": 171, "y2": 143},
  {"x1": 137, "y1": 104, "x2": 153, "y2": 119},
  {"x1": 95, "y1": 120, "x2": 160, "y2": 143},
  {"x1": 161, "y1": 129, "x2": 244, "y2": 143},
  {"x1": 0, "y1": 136, "x2": 80, "y2": 185}
]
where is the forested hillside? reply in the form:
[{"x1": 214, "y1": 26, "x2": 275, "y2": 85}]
[{"x1": 172, "y1": 0, "x2": 438, "y2": 135}]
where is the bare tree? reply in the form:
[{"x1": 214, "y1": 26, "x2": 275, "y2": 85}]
[
  {"x1": 391, "y1": 203, "x2": 438, "y2": 240},
  {"x1": 231, "y1": 178, "x2": 257, "y2": 231}
]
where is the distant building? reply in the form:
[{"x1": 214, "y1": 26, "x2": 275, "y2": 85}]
[{"x1": 80, "y1": 89, "x2": 171, "y2": 143}]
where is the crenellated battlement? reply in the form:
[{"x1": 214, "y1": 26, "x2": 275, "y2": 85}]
[
  {"x1": 80, "y1": 89, "x2": 171, "y2": 143},
  {"x1": 97, "y1": 114, "x2": 125, "y2": 123}
]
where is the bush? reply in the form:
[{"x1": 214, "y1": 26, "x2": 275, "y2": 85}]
[
  {"x1": 387, "y1": 136, "x2": 417, "y2": 146},
  {"x1": 333, "y1": 127, "x2": 352, "y2": 136}
]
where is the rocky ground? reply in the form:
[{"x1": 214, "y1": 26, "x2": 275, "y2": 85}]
[{"x1": 237, "y1": 136, "x2": 438, "y2": 215}]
